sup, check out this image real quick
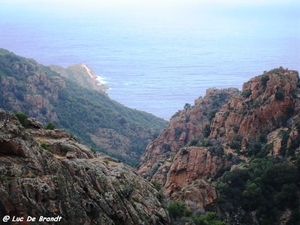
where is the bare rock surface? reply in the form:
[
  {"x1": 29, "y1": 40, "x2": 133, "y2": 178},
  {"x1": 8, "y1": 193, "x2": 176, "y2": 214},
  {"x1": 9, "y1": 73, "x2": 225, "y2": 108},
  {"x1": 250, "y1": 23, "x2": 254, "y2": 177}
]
[{"x1": 0, "y1": 109, "x2": 169, "y2": 225}]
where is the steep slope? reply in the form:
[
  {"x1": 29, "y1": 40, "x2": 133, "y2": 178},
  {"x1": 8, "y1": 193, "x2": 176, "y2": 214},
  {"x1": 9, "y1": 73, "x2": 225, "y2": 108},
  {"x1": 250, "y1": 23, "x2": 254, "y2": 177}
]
[
  {"x1": 0, "y1": 109, "x2": 169, "y2": 225},
  {"x1": 138, "y1": 88, "x2": 239, "y2": 185},
  {"x1": 138, "y1": 67, "x2": 300, "y2": 224},
  {"x1": 0, "y1": 48, "x2": 167, "y2": 165},
  {"x1": 211, "y1": 67, "x2": 300, "y2": 224},
  {"x1": 210, "y1": 67, "x2": 300, "y2": 151}
]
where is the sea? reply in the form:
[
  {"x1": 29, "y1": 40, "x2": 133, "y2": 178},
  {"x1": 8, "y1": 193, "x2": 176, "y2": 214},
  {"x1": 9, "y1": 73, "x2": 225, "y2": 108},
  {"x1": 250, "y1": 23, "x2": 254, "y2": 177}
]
[{"x1": 0, "y1": 1, "x2": 299, "y2": 120}]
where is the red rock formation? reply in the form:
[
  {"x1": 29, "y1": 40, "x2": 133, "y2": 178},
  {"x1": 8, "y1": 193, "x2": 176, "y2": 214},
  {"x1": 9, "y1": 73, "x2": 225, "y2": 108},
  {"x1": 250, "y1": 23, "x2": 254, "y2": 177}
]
[
  {"x1": 165, "y1": 147, "x2": 225, "y2": 195},
  {"x1": 210, "y1": 67, "x2": 300, "y2": 147},
  {"x1": 138, "y1": 68, "x2": 300, "y2": 215},
  {"x1": 138, "y1": 88, "x2": 239, "y2": 213},
  {"x1": 138, "y1": 88, "x2": 239, "y2": 186},
  {"x1": 163, "y1": 146, "x2": 231, "y2": 213}
]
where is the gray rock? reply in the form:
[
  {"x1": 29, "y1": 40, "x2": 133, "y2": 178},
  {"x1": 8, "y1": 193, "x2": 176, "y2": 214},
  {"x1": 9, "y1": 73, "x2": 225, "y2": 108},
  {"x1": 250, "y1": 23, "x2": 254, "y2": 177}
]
[{"x1": 0, "y1": 109, "x2": 170, "y2": 225}]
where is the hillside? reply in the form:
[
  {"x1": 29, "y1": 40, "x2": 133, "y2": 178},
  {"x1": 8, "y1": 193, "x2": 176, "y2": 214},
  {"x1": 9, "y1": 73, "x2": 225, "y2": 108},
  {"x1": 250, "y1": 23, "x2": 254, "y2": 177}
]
[
  {"x1": 49, "y1": 64, "x2": 108, "y2": 93},
  {"x1": 0, "y1": 109, "x2": 169, "y2": 225},
  {"x1": 138, "y1": 67, "x2": 300, "y2": 224},
  {"x1": 0, "y1": 48, "x2": 167, "y2": 165}
]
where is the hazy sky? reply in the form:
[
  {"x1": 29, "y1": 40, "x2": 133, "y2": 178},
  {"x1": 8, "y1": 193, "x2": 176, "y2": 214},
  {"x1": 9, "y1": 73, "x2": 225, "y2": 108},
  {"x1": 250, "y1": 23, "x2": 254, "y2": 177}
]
[
  {"x1": 1, "y1": 0, "x2": 298, "y2": 54},
  {"x1": 2, "y1": 0, "x2": 298, "y2": 29},
  {"x1": 0, "y1": 0, "x2": 298, "y2": 41},
  {"x1": 2, "y1": 0, "x2": 299, "y2": 15}
]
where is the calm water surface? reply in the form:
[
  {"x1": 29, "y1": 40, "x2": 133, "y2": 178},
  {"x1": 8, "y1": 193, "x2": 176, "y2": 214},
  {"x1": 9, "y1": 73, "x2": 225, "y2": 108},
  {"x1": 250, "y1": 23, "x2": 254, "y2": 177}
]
[{"x1": 0, "y1": 2, "x2": 299, "y2": 119}]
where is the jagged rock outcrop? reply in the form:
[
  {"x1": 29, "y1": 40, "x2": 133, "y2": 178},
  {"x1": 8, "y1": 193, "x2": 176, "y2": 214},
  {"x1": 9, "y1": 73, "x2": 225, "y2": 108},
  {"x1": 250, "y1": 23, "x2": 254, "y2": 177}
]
[
  {"x1": 138, "y1": 88, "x2": 239, "y2": 211},
  {"x1": 138, "y1": 67, "x2": 300, "y2": 221},
  {"x1": 0, "y1": 109, "x2": 169, "y2": 225},
  {"x1": 164, "y1": 146, "x2": 229, "y2": 194},
  {"x1": 139, "y1": 88, "x2": 238, "y2": 182},
  {"x1": 210, "y1": 67, "x2": 300, "y2": 149},
  {"x1": 163, "y1": 146, "x2": 232, "y2": 215}
]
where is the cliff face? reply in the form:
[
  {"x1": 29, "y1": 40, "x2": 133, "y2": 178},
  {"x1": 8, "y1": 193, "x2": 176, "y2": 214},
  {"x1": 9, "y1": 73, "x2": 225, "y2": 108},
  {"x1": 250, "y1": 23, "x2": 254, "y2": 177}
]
[
  {"x1": 210, "y1": 67, "x2": 300, "y2": 148},
  {"x1": 138, "y1": 67, "x2": 300, "y2": 223},
  {"x1": 138, "y1": 88, "x2": 239, "y2": 211},
  {"x1": 139, "y1": 88, "x2": 238, "y2": 182},
  {"x1": 0, "y1": 109, "x2": 169, "y2": 225}
]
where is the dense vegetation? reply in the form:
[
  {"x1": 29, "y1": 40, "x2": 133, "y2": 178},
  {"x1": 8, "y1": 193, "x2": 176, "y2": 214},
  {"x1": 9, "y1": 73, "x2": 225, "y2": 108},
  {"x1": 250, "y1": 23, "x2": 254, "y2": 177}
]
[
  {"x1": 167, "y1": 201, "x2": 228, "y2": 225},
  {"x1": 217, "y1": 156, "x2": 300, "y2": 225},
  {"x1": 0, "y1": 48, "x2": 167, "y2": 165},
  {"x1": 53, "y1": 76, "x2": 165, "y2": 163}
]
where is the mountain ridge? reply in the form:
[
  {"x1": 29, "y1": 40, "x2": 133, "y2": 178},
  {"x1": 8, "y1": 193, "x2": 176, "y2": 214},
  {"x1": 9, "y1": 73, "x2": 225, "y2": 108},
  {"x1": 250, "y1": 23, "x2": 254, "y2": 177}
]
[{"x1": 0, "y1": 48, "x2": 167, "y2": 166}]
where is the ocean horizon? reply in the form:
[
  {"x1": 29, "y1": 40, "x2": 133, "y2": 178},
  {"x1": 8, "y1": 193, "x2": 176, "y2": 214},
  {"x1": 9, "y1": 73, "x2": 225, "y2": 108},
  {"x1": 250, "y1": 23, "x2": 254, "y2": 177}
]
[{"x1": 0, "y1": 1, "x2": 299, "y2": 120}]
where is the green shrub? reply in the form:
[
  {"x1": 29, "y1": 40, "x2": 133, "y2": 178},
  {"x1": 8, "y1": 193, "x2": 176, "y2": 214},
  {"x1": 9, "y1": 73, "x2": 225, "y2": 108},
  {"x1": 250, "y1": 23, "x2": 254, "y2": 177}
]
[
  {"x1": 41, "y1": 142, "x2": 49, "y2": 150},
  {"x1": 167, "y1": 201, "x2": 228, "y2": 224},
  {"x1": 181, "y1": 148, "x2": 189, "y2": 155},
  {"x1": 203, "y1": 124, "x2": 211, "y2": 138},
  {"x1": 241, "y1": 89, "x2": 251, "y2": 98},
  {"x1": 200, "y1": 139, "x2": 211, "y2": 147},
  {"x1": 103, "y1": 158, "x2": 109, "y2": 165},
  {"x1": 209, "y1": 109, "x2": 218, "y2": 122},
  {"x1": 248, "y1": 142, "x2": 262, "y2": 156},
  {"x1": 279, "y1": 130, "x2": 290, "y2": 156},
  {"x1": 275, "y1": 91, "x2": 284, "y2": 101},
  {"x1": 91, "y1": 147, "x2": 97, "y2": 154},
  {"x1": 232, "y1": 125, "x2": 239, "y2": 133},
  {"x1": 189, "y1": 139, "x2": 199, "y2": 146},
  {"x1": 286, "y1": 105, "x2": 294, "y2": 117},
  {"x1": 168, "y1": 201, "x2": 192, "y2": 219},
  {"x1": 219, "y1": 130, "x2": 225, "y2": 137},
  {"x1": 261, "y1": 75, "x2": 269, "y2": 87},
  {"x1": 223, "y1": 111, "x2": 230, "y2": 119},
  {"x1": 184, "y1": 103, "x2": 191, "y2": 110},
  {"x1": 45, "y1": 122, "x2": 56, "y2": 130},
  {"x1": 193, "y1": 212, "x2": 228, "y2": 225},
  {"x1": 233, "y1": 134, "x2": 243, "y2": 142},
  {"x1": 259, "y1": 133, "x2": 268, "y2": 143},
  {"x1": 151, "y1": 181, "x2": 161, "y2": 191},
  {"x1": 175, "y1": 127, "x2": 183, "y2": 139},
  {"x1": 15, "y1": 112, "x2": 29, "y2": 128}
]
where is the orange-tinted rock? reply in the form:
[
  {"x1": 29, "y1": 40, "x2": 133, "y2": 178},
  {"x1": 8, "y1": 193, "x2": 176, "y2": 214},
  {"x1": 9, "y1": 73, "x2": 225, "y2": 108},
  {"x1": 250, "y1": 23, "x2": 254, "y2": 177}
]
[
  {"x1": 138, "y1": 88, "x2": 238, "y2": 186},
  {"x1": 139, "y1": 68, "x2": 300, "y2": 215},
  {"x1": 210, "y1": 68, "x2": 300, "y2": 146}
]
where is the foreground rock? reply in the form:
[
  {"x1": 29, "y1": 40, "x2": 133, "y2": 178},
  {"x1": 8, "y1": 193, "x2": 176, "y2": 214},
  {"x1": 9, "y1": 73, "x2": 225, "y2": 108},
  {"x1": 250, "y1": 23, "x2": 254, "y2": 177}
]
[{"x1": 0, "y1": 109, "x2": 169, "y2": 225}]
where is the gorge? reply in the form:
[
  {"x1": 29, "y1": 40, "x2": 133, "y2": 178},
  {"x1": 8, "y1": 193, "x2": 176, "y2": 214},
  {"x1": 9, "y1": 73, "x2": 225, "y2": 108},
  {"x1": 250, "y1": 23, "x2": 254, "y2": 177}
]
[{"x1": 1, "y1": 49, "x2": 300, "y2": 224}]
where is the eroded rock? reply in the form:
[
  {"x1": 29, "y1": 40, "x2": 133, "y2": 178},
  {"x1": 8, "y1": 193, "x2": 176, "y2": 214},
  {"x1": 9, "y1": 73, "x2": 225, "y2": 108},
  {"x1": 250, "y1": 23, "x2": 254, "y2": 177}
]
[{"x1": 0, "y1": 109, "x2": 169, "y2": 225}]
